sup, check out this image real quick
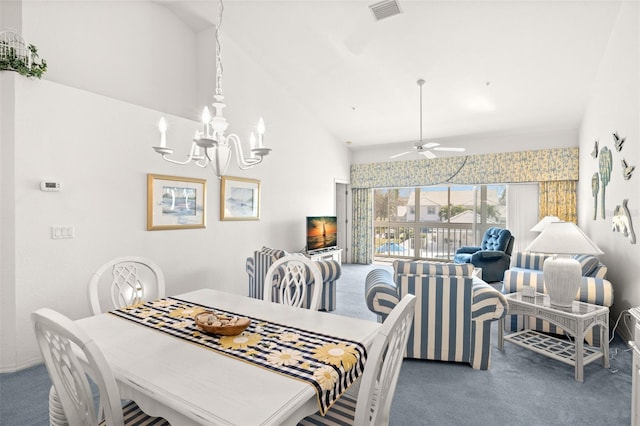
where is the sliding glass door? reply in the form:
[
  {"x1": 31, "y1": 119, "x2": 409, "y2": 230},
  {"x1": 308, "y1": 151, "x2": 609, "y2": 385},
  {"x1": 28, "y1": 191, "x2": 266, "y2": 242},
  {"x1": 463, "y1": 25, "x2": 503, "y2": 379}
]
[{"x1": 373, "y1": 185, "x2": 507, "y2": 261}]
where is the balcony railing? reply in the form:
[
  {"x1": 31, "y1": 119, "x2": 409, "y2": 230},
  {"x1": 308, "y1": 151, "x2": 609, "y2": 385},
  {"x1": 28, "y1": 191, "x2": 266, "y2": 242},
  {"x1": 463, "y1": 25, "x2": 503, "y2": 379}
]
[{"x1": 374, "y1": 223, "x2": 486, "y2": 261}]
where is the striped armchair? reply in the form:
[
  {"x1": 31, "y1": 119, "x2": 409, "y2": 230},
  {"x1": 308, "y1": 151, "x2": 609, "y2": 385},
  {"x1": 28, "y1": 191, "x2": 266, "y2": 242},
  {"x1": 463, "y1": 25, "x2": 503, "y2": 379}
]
[
  {"x1": 502, "y1": 251, "x2": 613, "y2": 346},
  {"x1": 246, "y1": 247, "x2": 341, "y2": 311},
  {"x1": 365, "y1": 260, "x2": 508, "y2": 370},
  {"x1": 246, "y1": 247, "x2": 287, "y2": 299}
]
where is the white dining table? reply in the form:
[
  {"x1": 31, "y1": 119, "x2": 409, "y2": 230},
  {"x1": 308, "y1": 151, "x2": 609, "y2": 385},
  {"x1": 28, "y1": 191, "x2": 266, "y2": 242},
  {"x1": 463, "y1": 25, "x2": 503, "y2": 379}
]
[{"x1": 74, "y1": 288, "x2": 381, "y2": 426}]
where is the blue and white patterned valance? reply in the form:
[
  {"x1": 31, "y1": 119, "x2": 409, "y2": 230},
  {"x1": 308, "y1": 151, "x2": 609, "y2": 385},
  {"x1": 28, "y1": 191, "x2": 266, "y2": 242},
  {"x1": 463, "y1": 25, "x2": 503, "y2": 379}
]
[{"x1": 350, "y1": 148, "x2": 579, "y2": 189}]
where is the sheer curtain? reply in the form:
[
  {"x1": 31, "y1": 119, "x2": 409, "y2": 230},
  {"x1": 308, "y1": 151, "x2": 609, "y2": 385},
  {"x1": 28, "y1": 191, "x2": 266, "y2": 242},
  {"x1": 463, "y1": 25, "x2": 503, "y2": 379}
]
[
  {"x1": 351, "y1": 188, "x2": 373, "y2": 264},
  {"x1": 506, "y1": 183, "x2": 539, "y2": 253}
]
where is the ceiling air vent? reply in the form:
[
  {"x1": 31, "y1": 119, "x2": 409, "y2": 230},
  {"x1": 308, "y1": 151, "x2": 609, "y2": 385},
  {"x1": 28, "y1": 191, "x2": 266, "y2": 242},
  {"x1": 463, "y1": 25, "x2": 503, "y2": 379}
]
[{"x1": 369, "y1": 0, "x2": 402, "y2": 21}]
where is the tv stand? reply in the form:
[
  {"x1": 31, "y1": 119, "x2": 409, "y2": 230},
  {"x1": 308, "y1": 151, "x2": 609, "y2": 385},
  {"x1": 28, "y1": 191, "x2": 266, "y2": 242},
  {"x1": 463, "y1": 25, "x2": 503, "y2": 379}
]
[{"x1": 305, "y1": 248, "x2": 342, "y2": 265}]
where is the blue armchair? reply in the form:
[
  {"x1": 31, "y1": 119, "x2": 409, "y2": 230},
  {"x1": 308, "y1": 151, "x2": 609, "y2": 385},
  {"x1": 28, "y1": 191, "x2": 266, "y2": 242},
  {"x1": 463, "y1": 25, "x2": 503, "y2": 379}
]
[{"x1": 453, "y1": 227, "x2": 514, "y2": 282}]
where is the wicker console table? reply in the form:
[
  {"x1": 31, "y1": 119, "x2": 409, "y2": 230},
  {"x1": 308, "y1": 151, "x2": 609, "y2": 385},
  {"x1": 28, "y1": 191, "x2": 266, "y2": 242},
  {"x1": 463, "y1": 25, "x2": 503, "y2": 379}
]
[{"x1": 498, "y1": 291, "x2": 609, "y2": 382}]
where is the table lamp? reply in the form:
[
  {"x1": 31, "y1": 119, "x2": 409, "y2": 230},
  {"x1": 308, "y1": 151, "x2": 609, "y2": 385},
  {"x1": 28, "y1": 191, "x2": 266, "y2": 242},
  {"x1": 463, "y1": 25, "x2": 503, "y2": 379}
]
[
  {"x1": 525, "y1": 222, "x2": 603, "y2": 307},
  {"x1": 530, "y1": 215, "x2": 561, "y2": 232}
]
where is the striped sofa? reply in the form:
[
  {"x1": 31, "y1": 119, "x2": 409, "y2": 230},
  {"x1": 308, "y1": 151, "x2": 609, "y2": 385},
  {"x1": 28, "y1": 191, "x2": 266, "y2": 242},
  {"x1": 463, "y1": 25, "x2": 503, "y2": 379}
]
[
  {"x1": 365, "y1": 260, "x2": 508, "y2": 370},
  {"x1": 502, "y1": 251, "x2": 613, "y2": 346},
  {"x1": 246, "y1": 247, "x2": 341, "y2": 311}
]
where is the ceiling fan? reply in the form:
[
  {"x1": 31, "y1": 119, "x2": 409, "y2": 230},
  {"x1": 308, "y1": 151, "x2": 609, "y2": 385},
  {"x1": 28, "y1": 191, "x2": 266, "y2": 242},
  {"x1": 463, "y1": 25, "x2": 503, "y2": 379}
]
[{"x1": 390, "y1": 79, "x2": 465, "y2": 160}]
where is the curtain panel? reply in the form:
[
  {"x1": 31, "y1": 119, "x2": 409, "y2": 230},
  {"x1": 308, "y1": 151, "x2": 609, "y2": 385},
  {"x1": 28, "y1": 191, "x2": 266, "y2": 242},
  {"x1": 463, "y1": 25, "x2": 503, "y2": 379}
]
[
  {"x1": 538, "y1": 180, "x2": 578, "y2": 223},
  {"x1": 351, "y1": 188, "x2": 373, "y2": 264}
]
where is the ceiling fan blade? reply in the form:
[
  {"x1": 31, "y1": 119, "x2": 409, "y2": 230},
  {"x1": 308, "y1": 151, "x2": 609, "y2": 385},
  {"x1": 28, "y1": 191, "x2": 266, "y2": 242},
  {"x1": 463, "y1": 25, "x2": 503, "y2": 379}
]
[
  {"x1": 389, "y1": 150, "x2": 414, "y2": 159},
  {"x1": 420, "y1": 150, "x2": 437, "y2": 159},
  {"x1": 419, "y1": 142, "x2": 440, "y2": 149},
  {"x1": 433, "y1": 147, "x2": 466, "y2": 152}
]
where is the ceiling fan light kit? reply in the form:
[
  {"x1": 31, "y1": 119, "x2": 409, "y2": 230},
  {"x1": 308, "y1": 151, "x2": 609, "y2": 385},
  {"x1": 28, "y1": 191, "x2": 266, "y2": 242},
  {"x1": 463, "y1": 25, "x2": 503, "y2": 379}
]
[{"x1": 390, "y1": 79, "x2": 466, "y2": 160}]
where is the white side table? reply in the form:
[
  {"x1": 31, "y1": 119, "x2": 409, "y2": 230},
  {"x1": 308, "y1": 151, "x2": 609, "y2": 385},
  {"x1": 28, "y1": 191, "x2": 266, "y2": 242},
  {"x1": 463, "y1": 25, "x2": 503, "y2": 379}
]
[{"x1": 498, "y1": 291, "x2": 609, "y2": 382}]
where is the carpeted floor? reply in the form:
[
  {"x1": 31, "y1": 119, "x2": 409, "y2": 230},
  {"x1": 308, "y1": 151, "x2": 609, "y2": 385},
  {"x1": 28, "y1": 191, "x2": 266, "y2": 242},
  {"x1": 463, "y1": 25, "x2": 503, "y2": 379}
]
[
  {"x1": 0, "y1": 362, "x2": 51, "y2": 426},
  {"x1": 1, "y1": 263, "x2": 632, "y2": 425}
]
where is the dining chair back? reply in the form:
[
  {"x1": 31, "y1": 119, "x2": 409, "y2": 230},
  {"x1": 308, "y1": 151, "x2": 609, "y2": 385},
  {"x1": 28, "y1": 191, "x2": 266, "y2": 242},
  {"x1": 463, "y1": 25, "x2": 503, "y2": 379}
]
[
  {"x1": 88, "y1": 256, "x2": 165, "y2": 315},
  {"x1": 298, "y1": 294, "x2": 416, "y2": 425},
  {"x1": 31, "y1": 308, "x2": 169, "y2": 426},
  {"x1": 264, "y1": 255, "x2": 323, "y2": 310}
]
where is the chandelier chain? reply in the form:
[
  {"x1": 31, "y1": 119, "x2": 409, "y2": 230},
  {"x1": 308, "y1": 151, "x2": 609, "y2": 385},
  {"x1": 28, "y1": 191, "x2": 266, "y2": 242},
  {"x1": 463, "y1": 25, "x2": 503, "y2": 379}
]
[
  {"x1": 152, "y1": 0, "x2": 271, "y2": 177},
  {"x1": 215, "y1": 0, "x2": 224, "y2": 97}
]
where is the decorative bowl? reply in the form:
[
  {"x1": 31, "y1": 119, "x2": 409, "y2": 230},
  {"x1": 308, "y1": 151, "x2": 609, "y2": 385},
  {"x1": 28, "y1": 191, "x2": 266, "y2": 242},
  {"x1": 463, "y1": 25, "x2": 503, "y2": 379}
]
[{"x1": 194, "y1": 311, "x2": 250, "y2": 336}]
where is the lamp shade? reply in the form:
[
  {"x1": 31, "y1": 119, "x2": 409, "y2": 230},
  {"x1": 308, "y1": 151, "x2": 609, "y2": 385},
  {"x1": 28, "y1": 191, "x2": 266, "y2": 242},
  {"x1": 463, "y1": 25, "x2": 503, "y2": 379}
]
[
  {"x1": 530, "y1": 215, "x2": 561, "y2": 232},
  {"x1": 525, "y1": 222, "x2": 603, "y2": 307},
  {"x1": 525, "y1": 222, "x2": 603, "y2": 255}
]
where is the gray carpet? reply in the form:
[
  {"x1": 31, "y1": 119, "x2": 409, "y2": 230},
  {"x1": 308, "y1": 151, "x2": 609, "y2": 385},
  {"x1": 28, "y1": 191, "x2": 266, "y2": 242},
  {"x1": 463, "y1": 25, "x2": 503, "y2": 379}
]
[
  {"x1": 335, "y1": 264, "x2": 632, "y2": 426},
  {"x1": 1, "y1": 263, "x2": 632, "y2": 425},
  {"x1": 0, "y1": 362, "x2": 51, "y2": 426}
]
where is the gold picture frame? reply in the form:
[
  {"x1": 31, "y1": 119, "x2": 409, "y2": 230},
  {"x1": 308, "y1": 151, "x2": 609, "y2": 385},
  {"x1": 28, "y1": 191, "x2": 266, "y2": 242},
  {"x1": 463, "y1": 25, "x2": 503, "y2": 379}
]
[
  {"x1": 147, "y1": 174, "x2": 206, "y2": 230},
  {"x1": 220, "y1": 176, "x2": 261, "y2": 221}
]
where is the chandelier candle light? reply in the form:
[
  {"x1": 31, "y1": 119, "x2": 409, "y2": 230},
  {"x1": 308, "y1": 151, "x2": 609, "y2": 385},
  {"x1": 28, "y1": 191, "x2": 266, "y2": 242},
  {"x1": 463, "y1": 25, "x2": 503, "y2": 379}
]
[
  {"x1": 525, "y1": 222, "x2": 603, "y2": 307},
  {"x1": 153, "y1": 0, "x2": 271, "y2": 177}
]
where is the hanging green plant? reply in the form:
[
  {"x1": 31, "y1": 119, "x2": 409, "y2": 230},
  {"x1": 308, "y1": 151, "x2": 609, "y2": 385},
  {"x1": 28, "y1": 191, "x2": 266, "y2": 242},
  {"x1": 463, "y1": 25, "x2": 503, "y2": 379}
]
[{"x1": 0, "y1": 30, "x2": 47, "y2": 79}]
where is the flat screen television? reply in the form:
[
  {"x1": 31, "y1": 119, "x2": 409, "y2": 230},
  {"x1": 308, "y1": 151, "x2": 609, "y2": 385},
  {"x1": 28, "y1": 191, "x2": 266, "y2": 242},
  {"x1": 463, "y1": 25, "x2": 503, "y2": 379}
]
[{"x1": 306, "y1": 216, "x2": 338, "y2": 252}]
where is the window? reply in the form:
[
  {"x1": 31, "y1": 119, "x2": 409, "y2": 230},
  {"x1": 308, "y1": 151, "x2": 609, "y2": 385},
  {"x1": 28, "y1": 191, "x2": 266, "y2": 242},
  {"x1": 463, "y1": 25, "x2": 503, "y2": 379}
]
[{"x1": 373, "y1": 184, "x2": 507, "y2": 260}]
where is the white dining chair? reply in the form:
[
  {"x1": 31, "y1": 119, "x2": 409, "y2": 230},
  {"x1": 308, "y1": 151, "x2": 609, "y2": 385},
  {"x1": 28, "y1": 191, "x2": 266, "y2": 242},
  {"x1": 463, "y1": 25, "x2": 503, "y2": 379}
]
[
  {"x1": 31, "y1": 307, "x2": 169, "y2": 426},
  {"x1": 264, "y1": 255, "x2": 323, "y2": 310},
  {"x1": 88, "y1": 256, "x2": 165, "y2": 315},
  {"x1": 298, "y1": 294, "x2": 417, "y2": 425}
]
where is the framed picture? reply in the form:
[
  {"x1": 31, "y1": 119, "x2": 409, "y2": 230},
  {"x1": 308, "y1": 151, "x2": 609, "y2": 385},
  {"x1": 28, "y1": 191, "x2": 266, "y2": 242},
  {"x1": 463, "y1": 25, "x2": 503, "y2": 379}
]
[
  {"x1": 147, "y1": 174, "x2": 206, "y2": 230},
  {"x1": 220, "y1": 176, "x2": 261, "y2": 221}
]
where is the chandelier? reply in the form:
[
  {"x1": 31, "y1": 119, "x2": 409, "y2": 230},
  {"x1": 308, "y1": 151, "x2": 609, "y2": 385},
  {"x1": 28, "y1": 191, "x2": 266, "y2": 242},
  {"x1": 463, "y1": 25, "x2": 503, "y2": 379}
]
[{"x1": 153, "y1": 0, "x2": 271, "y2": 177}]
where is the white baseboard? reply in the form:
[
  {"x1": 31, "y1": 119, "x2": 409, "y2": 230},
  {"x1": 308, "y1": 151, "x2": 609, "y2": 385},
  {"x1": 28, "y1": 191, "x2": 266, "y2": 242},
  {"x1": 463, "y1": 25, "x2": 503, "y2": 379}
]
[{"x1": 0, "y1": 355, "x2": 43, "y2": 374}]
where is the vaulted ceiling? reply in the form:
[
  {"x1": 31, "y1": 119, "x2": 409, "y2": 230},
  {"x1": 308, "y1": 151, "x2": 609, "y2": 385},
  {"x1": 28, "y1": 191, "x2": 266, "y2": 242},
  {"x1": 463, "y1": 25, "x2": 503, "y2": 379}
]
[{"x1": 158, "y1": 0, "x2": 622, "y2": 153}]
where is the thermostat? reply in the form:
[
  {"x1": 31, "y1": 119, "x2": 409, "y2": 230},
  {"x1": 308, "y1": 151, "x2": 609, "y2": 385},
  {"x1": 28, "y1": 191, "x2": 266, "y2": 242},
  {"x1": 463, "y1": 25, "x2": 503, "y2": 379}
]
[{"x1": 40, "y1": 180, "x2": 62, "y2": 192}]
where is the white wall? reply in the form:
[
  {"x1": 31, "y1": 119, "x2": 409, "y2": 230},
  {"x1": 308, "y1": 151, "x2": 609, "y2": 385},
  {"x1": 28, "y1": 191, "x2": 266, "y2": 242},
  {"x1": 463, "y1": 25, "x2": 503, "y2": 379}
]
[
  {"x1": 1, "y1": 2, "x2": 349, "y2": 371},
  {"x1": 22, "y1": 0, "x2": 199, "y2": 120},
  {"x1": 578, "y1": 1, "x2": 640, "y2": 339}
]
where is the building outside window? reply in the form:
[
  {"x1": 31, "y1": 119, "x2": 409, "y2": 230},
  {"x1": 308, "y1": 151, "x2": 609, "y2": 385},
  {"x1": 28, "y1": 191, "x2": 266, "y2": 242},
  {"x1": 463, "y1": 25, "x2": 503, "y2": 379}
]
[{"x1": 373, "y1": 185, "x2": 507, "y2": 261}]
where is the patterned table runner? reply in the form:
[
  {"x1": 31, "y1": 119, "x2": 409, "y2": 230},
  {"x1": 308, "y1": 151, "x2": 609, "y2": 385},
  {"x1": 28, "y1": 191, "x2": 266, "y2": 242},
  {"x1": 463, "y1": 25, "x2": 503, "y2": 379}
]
[{"x1": 110, "y1": 297, "x2": 367, "y2": 416}]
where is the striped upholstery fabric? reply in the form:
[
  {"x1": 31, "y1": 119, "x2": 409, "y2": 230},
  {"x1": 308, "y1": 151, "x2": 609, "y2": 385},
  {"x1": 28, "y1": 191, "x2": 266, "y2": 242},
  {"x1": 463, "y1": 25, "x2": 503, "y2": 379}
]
[
  {"x1": 314, "y1": 260, "x2": 341, "y2": 311},
  {"x1": 365, "y1": 269, "x2": 400, "y2": 321},
  {"x1": 297, "y1": 392, "x2": 357, "y2": 425},
  {"x1": 99, "y1": 401, "x2": 169, "y2": 425},
  {"x1": 393, "y1": 259, "x2": 474, "y2": 278},
  {"x1": 575, "y1": 255, "x2": 608, "y2": 278},
  {"x1": 398, "y1": 274, "x2": 473, "y2": 364},
  {"x1": 511, "y1": 252, "x2": 607, "y2": 278},
  {"x1": 267, "y1": 259, "x2": 341, "y2": 311},
  {"x1": 471, "y1": 279, "x2": 508, "y2": 369},
  {"x1": 246, "y1": 247, "x2": 287, "y2": 299},
  {"x1": 572, "y1": 254, "x2": 601, "y2": 277},
  {"x1": 366, "y1": 263, "x2": 507, "y2": 370},
  {"x1": 511, "y1": 251, "x2": 549, "y2": 270},
  {"x1": 503, "y1": 252, "x2": 613, "y2": 346}
]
